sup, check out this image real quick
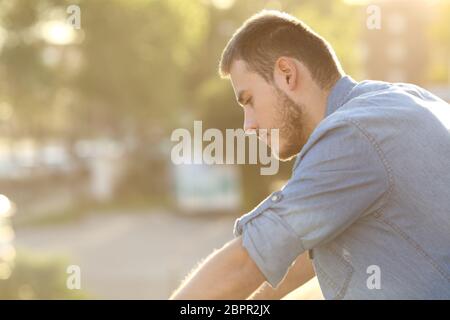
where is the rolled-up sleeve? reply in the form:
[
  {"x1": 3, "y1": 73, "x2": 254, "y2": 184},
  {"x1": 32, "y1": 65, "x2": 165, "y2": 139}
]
[{"x1": 234, "y1": 118, "x2": 391, "y2": 288}]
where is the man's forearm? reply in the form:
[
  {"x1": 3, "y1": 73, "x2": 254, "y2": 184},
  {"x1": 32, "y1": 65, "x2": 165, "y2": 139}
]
[{"x1": 170, "y1": 237, "x2": 265, "y2": 300}]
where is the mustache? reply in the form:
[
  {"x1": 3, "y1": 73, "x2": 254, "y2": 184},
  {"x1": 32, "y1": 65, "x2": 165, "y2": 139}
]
[{"x1": 244, "y1": 128, "x2": 280, "y2": 137}]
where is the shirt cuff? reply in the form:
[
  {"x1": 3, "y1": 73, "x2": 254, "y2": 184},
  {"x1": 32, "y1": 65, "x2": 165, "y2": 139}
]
[{"x1": 234, "y1": 203, "x2": 305, "y2": 288}]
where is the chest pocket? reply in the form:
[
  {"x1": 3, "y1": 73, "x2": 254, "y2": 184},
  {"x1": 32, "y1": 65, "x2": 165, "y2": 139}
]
[{"x1": 312, "y1": 244, "x2": 354, "y2": 300}]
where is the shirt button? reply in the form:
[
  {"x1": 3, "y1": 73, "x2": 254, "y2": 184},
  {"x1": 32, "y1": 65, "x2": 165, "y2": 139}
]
[{"x1": 271, "y1": 194, "x2": 281, "y2": 202}]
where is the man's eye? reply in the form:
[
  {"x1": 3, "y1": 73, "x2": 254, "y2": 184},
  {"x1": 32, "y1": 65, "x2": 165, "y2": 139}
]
[{"x1": 245, "y1": 98, "x2": 253, "y2": 106}]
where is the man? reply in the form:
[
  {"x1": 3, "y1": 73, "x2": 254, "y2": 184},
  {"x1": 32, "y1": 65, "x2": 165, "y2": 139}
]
[{"x1": 170, "y1": 10, "x2": 450, "y2": 299}]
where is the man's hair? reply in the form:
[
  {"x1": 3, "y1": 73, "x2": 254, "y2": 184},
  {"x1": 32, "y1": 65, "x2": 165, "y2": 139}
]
[{"x1": 219, "y1": 10, "x2": 342, "y2": 90}]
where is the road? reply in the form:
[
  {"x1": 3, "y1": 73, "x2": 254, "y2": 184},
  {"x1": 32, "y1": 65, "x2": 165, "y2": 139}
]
[{"x1": 15, "y1": 210, "x2": 236, "y2": 299}]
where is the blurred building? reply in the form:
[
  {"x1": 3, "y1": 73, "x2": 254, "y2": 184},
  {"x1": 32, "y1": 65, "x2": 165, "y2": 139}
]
[
  {"x1": 172, "y1": 147, "x2": 242, "y2": 214},
  {"x1": 362, "y1": 0, "x2": 430, "y2": 85}
]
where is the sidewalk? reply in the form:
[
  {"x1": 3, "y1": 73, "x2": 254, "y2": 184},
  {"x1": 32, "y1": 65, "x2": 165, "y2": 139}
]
[{"x1": 15, "y1": 210, "x2": 236, "y2": 299}]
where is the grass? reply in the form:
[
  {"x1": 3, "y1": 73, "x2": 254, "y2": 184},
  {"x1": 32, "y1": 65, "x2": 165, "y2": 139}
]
[{"x1": 0, "y1": 249, "x2": 91, "y2": 299}]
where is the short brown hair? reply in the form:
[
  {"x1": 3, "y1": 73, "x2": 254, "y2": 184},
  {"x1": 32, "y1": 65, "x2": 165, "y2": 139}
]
[{"x1": 219, "y1": 10, "x2": 342, "y2": 89}]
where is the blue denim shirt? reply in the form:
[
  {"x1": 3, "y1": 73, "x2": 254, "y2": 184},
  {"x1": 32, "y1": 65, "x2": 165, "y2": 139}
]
[{"x1": 234, "y1": 76, "x2": 450, "y2": 299}]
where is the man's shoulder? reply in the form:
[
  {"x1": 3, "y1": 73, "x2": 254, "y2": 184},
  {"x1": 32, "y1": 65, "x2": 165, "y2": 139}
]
[
  {"x1": 340, "y1": 79, "x2": 442, "y2": 113},
  {"x1": 295, "y1": 80, "x2": 446, "y2": 170},
  {"x1": 295, "y1": 81, "x2": 404, "y2": 166},
  {"x1": 323, "y1": 80, "x2": 438, "y2": 129},
  {"x1": 294, "y1": 110, "x2": 380, "y2": 172}
]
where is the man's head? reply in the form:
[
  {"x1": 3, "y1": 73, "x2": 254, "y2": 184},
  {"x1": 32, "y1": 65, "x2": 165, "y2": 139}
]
[{"x1": 219, "y1": 10, "x2": 343, "y2": 161}]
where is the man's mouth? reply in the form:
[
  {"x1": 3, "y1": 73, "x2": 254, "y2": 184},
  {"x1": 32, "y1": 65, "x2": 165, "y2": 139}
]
[
  {"x1": 245, "y1": 128, "x2": 268, "y2": 143},
  {"x1": 258, "y1": 129, "x2": 270, "y2": 145},
  {"x1": 245, "y1": 128, "x2": 280, "y2": 150}
]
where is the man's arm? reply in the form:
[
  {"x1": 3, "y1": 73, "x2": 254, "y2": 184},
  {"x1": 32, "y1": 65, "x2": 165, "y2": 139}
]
[
  {"x1": 249, "y1": 251, "x2": 315, "y2": 300},
  {"x1": 170, "y1": 236, "x2": 265, "y2": 300}
]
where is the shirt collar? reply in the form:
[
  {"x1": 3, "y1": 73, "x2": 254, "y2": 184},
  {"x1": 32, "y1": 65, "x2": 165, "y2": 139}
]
[
  {"x1": 325, "y1": 75, "x2": 358, "y2": 117},
  {"x1": 291, "y1": 75, "x2": 357, "y2": 172}
]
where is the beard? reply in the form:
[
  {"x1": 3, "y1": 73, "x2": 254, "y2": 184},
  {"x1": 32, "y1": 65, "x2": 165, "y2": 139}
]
[{"x1": 270, "y1": 88, "x2": 310, "y2": 161}]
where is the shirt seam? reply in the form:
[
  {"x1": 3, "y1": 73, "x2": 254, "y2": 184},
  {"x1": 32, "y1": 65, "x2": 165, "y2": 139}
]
[
  {"x1": 342, "y1": 118, "x2": 395, "y2": 216},
  {"x1": 339, "y1": 119, "x2": 449, "y2": 283},
  {"x1": 374, "y1": 213, "x2": 450, "y2": 282},
  {"x1": 313, "y1": 246, "x2": 354, "y2": 300},
  {"x1": 329, "y1": 246, "x2": 354, "y2": 300}
]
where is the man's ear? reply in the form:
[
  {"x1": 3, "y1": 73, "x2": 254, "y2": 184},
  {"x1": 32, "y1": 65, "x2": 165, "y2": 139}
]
[{"x1": 273, "y1": 57, "x2": 298, "y2": 91}]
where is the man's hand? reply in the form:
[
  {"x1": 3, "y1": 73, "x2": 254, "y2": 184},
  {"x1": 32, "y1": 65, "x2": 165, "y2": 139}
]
[{"x1": 170, "y1": 236, "x2": 265, "y2": 300}]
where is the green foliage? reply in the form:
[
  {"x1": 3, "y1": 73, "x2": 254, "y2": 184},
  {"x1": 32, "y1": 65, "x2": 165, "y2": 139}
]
[
  {"x1": 0, "y1": 250, "x2": 89, "y2": 299},
  {"x1": 290, "y1": 0, "x2": 362, "y2": 78}
]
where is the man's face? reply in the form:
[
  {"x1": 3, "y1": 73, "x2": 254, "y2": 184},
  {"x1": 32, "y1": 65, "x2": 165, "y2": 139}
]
[{"x1": 229, "y1": 60, "x2": 310, "y2": 161}]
